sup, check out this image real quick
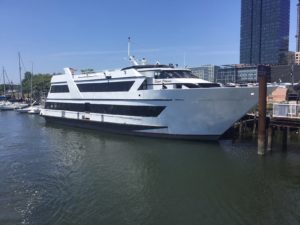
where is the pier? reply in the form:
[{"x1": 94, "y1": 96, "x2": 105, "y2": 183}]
[
  {"x1": 233, "y1": 104, "x2": 300, "y2": 155},
  {"x1": 230, "y1": 65, "x2": 300, "y2": 155}
]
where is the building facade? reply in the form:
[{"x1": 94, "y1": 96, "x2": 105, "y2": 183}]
[
  {"x1": 215, "y1": 65, "x2": 259, "y2": 84},
  {"x1": 189, "y1": 65, "x2": 220, "y2": 82},
  {"x1": 216, "y1": 66, "x2": 237, "y2": 84},
  {"x1": 240, "y1": 0, "x2": 290, "y2": 65},
  {"x1": 236, "y1": 66, "x2": 258, "y2": 83},
  {"x1": 287, "y1": 51, "x2": 296, "y2": 65},
  {"x1": 270, "y1": 64, "x2": 300, "y2": 83},
  {"x1": 295, "y1": 52, "x2": 300, "y2": 65}
]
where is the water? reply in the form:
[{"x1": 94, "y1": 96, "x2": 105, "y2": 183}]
[{"x1": 0, "y1": 111, "x2": 300, "y2": 225}]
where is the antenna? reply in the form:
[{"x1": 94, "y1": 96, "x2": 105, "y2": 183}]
[
  {"x1": 128, "y1": 37, "x2": 131, "y2": 58},
  {"x1": 127, "y1": 37, "x2": 139, "y2": 66}
]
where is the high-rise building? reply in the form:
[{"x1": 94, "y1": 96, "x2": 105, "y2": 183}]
[
  {"x1": 296, "y1": 0, "x2": 300, "y2": 52},
  {"x1": 295, "y1": 1, "x2": 300, "y2": 65},
  {"x1": 240, "y1": 0, "x2": 290, "y2": 65}
]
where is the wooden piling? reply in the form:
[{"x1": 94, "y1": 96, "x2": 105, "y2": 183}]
[
  {"x1": 239, "y1": 121, "x2": 243, "y2": 138},
  {"x1": 282, "y1": 127, "x2": 288, "y2": 152},
  {"x1": 267, "y1": 127, "x2": 273, "y2": 152},
  {"x1": 257, "y1": 65, "x2": 267, "y2": 155},
  {"x1": 252, "y1": 113, "x2": 257, "y2": 136}
]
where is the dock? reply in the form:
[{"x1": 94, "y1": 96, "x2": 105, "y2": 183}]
[
  {"x1": 232, "y1": 103, "x2": 300, "y2": 155},
  {"x1": 230, "y1": 65, "x2": 300, "y2": 155}
]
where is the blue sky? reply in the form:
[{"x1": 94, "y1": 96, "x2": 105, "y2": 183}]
[{"x1": 0, "y1": 0, "x2": 298, "y2": 83}]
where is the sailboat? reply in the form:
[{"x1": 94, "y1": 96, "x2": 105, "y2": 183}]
[
  {"x1": 16, "y1": 63, "x2": 41, "y2": 114},
  {"x1": 0, "y1": 67, "x2": 6, "y2": 105},
  {"x1": 0, "y1": 55, "x2": 28, "y2": 111},
  {"x1": 0, "y1": 67, "x2": 15, "y2": 111}
]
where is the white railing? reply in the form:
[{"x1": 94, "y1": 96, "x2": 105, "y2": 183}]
[{"x1": 273, "y1": 103, "x2": 300, "y2": 119}]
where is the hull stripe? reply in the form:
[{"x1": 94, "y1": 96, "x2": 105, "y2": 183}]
[
  {"x1": 45, "y1": 102, "x2": 166, "y2": 117},
  {"x1": 44, "y1": 115, "x2": 167, "y2": 131}
]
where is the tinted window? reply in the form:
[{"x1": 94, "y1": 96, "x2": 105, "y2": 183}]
[
  {"x1": 50, "y1": 85, "x2": 69, "y2": 93},
  {"x1": 155, "y1": 70, "x2": 197, "y2": 79},
  {"x1": 77, "y1": 81, "x2": 134, "y2": 92}
]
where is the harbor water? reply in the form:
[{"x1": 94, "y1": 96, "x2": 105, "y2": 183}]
[{"x1": 0, "y1": 111, "x2": 300, "y2": 225}]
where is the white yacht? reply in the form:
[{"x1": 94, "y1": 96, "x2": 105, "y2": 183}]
[
  {"x1": 17, "y1": 104, "x2": 42, "y2": 114},
  {"x1": 40, "y1": 59, "x2": 276, "y2": 140},
  {"x1": 0, "y1": 101, "x2": 28, "y2": 111}
]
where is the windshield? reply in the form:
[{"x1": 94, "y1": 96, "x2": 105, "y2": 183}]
[{"x1": 155, "y1": 70, "x2": 197, "y2": 79}]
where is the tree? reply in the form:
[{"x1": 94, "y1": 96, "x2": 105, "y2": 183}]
[{"x1": 22, "y1": 72, "x2": 52, "y2": 101}]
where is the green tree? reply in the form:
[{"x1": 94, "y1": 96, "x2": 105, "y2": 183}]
[{"x1": 22, "y1": 72, "x2": 52, "y2": 101}]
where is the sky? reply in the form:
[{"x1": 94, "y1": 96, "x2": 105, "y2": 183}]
[{"x1": 0, "y1": 0, "x2": 298, "y2": 83}]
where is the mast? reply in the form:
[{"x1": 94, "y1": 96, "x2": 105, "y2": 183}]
[
  {"x1": 31, "y1": 62, "x2": 33, "y2": 104},
  {"x1": 18, "y1": 52, "x2": 23, "y2": 99},
  {"x1": 2, "y1": 67, "x2": 5, "y2": 96}
]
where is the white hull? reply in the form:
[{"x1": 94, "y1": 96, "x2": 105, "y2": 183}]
[
  {"x1": 17, "y1": 105, "x2": 42, "y2": 114},
  {"x1": 0, "y1": 102, "x2": 28, "y2": 111},
  {"x1": 41, "y1": 87, "x2": 264, "y2": 139},
  {"x1": 41, "y1": 65, "x2": 275, "y2": 140}
]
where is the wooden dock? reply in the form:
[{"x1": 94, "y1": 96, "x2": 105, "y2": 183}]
[{"x1": 232, "y1": 104, "x2": 300, "y2": 154}]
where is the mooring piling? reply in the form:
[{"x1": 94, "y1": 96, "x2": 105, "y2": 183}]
[
  {"x1": 282, "y1": 127, "x2": 288, "y2": 152},
  {"x1": 267, "y1": 126, "x2": 273, "y2": 152},
  {"x1": 257, "y1": 65, "x2": 268, "y2": 155}
]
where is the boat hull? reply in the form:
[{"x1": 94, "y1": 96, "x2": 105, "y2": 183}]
[
  {"x1": 41, "y1": 86, "x2": 274, "y2": 140},
  {"x1": 43, "y1": 115, "x2": 220, "y2": 140}
]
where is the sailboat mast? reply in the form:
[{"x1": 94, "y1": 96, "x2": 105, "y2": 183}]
[
  {"x1": 2, "y1": 67, "x2": 5, "y2": 96},
  {"x1": 31, "y1": 62, "x2": 33, "y2": 104},
  {"x1": 18, "y1": 52, "x2": 23, "y2": 99}
]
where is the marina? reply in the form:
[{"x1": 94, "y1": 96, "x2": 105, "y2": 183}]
[{"x1": 1, "y1": 1, "x2": 300, "y2": 224}]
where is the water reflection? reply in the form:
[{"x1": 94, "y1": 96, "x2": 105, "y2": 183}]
[{"x1": 0, "y1": 112, "x2": 299, "y2": 225}]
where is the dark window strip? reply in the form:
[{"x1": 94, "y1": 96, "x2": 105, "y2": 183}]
[
  {"x1": 77, "y1": 81, "x2": 134, "y2": 92},
  {"x1": 184, "y1": 83, "x2": 221, "y2": 88},
  {"x1": 45, "y1": 102, "x2": 165, "y2": 117},
  {"x1": 147, "y1": 83, "x2": 221, "y2": 88},
  {"x1": 50, "y1": 85, "x2": 70, "y2": 93}
]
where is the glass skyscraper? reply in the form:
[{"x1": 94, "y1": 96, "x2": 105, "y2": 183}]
[{"x1": 240, "y1": 0, "x2": 290, "y2": 65}]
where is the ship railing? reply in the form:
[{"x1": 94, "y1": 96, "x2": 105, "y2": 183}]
[{"x1": 272, "y1": 103, "x2": 300, "y2": 119}]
